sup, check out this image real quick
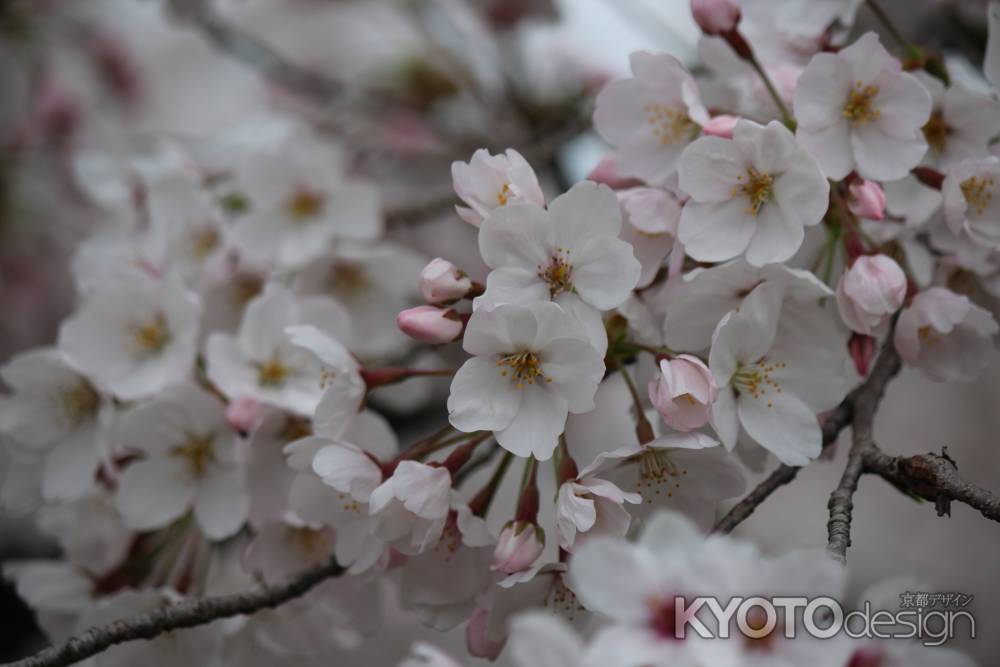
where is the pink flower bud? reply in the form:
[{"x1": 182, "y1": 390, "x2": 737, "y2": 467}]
[
  {"x1": 701, "y1": 114, "x2": 740, "y2": 139},
  {"x1": 492, "y1": 521, "x2": 544, "y2": 574},
  {"x1": 586, "y1": 155, "x2": 644, "y2": 190},
  {"x1": 396, "y1": 306, "x2": 463, "y2": 344},
  {"x1": 835, "y1": 255, "x2": 907, "y2": 335},
  {"x1": 848, "y1": 179, "x2": 887, "y2": 220},
  {"x1": 225, "y1": 396, "x2": 263, "y2": 434},
  {"x1": 648, "y1": 355, "x2": 717, "y2": 431},
  {"x1": 691, "y1": 0, "x2": 741, "y2": 35},
  {"x1": 847, "y1": 332, "x2": 876, "y2": 377},
  {"x1": 419, "y1": 258, "x2": 472, "y2": 304},
  {"x1": 466, "y1": 606, "x2": 504, "y2": 660}
]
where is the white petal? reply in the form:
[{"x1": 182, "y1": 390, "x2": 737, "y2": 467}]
[
  {"x1": 744, "y1": 204, "x2": 804, "y2": 266},
  {"x1": 115, "y1": 460, "x2": 193, "y2": 531},
  {"x1": 508, "y1": 613, "x2": 584, "y2": 667},
  {"x1": 796, "y1": 121, "x2": 853, "y2": 180},
  {"x1": 793, "y1": 53, "x2": 852, "y2": 128},
  {"x1": 494, "y1": 384, "x2": 568, "y2": 460},
  {"x1": 549, "y1": 181, "x2": 623, "y2": 243},
  {"x1": 677, "y1": 136, "x2": 744, "y2": 202},
  {"x1": 737, "y1": 390, "x2": 820, "y2": 466},
  {"x1": 447, "y1": 357, "x2": 522, "y2": 433},
  {"x1": 570, "y1": 236, "x2": 642, "y2": 310},
  {"x1": 42, "y1": 431, "x2": 101, "y2": 502},
  {"x1": 478, "y1": 202, "x2": 553, "y2": 271},
  {"x1": 678, "y1": 199, "x2": 757, "y2": 262},
  {"x1": 568, "y1": 537, "x2": 659, "y2": 623},
  {"x1": 194, "y1": 468, "x2": 249, "y2": 539}
]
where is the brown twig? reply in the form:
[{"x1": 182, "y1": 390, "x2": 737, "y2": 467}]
[
  {"x1": 4, "y1": 556, "x2": 345, "y2": 667},
  {"x1": 714, "y1": 340, "x2": 900, "y2": 534},
  {"x1": 166, "y1": 0, "x2": 341, "y2": 104},
  {"x1": 864, "y1": 448, "x2": 1000, "y2": 523}
]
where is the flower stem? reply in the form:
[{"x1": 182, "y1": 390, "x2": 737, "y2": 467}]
[
  {"x1": 865, "y1": 0, "x2": 922, "y2": 62},
  {"x1": 469, "y1": 450, "x2": 515, "y2": 517},
  {"x1": 612, "y1": 358, "x2": 655, "y2": 444},
  {"x1": 743, "y1": 48, "x2": 795, "y2": 129}
]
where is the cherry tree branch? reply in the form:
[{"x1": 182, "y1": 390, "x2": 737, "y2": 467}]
[
  {"x1": 3, "y1": 556, "x2": 345, "y2": 667},
  {"x1": 165, "y1": 0, "x2": 341, "y2": 104},
  {"x1": 826, "y1": 337, "x2": 901, "y2": 561},
  {"x1": 714, "y1": 340, "x2": 899, "y2": 534},
  {"x1": 864, "y1": 448, "x2": 1000, "y2": 523}
]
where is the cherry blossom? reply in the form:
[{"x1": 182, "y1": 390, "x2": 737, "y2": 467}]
[
  {"x1": 475, "y1": 180, "x2": 641, "y2": 354},
  {"x1": 835, "y1": 254, "x2": 907, "y2": 336},
  {"x1": 419, "y1": 258, "x2": 473, "y2": 304},
  {"x1": 368, "y1": 460, "x2": 452, "y2": 555},
  {"x1": 894, "y1": 287, "x2": 999, "y2": 382},
  {"x1": 942, "y1": 156, "x2": 1000, "y2": 249},
  {"x1": 0, "y1": 348, "x2": 110, "y2": 502},
  {"x1": 113, "y1": 381, "x2": 249, "y2": 539},
  {"x1": 677, "y1": 120, "x2": 828, "y2": 266},
  {"x1": 648, "y1": 355, "x2": 717, "y2": 431},
  {"x1": 451, "y1": 148, "x2": 545, "y2": 227},
  {"x1": 57, "y1": 272, "x2": 201, "y2": 401},
  {"x1": 555, "y1": 476, "x2": 641, "y2": 552},
  {"x1": 593, "y1": 51, "x2": 710, "y2": 185},
  {"x1": 794, "y1": 32, "x2": 932, "y2": 180},
  {"x1": 447, "y1": 302, "x2": 604, "y2": 460},
  {"x1": 205, "y1": 284, "x2": 352, "y2": 416},
  {"x1": 709, "y1": 283, "x2": 849, "y2": 465},
  {"x1": 917, "y1": 73, "x2": 1000, "y2": 169},
  {"x1": 230, "y1": 137, "x2": 382, "y2": 268}
]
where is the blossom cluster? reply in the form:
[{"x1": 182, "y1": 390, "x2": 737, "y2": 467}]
[{"x1": 1, "y1": 0, "x2": 999, "y2": 665}]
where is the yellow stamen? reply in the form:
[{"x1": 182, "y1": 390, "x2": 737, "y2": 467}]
[
  {"x1": 497, "y1": 183, "x2": 512, "y2": 206},
  {"x1": 286, "y1": 189, "x2": 325, "y2": 222},
  {"x1": 922, "y1": 110, "x2": 949, "y2": 154},
  {"x1": 128, "y1": 314, "x2": 171, "y2": 358},
  {"x1": 644, "y1": 103, "x2": 698, "y2": 146},
  {"x1": 60, "y1": 381, "x2": 100, "y2": 428},
  {"x1": 256, "y1": 355, "x2": 291, "y2": 387},
  {"x1": 842, "y1": 82, "x2": 880, "y2": 124},
  {"x1": 537, "y1": 247, "x2": 573, "y2": 298},
  {"x1": 960, "y1": 175, "x2": 995, "y2": 216},
  {"x1": 497, "y1": 351, "x2": 551, "y2": 389},
  {"x1": 170, "y1": 433, "x2": 215, "y2": 478},
  {"x1": 732, "y1": 168, "x2": 774, "y2": 216}
]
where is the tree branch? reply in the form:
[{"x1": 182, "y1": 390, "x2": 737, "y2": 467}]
[
  {"x1": 864, "y1": 448, "x2": 1000, "y2": 523},
  {"x1": 166, "y1": 0, "x2": 341, "y2": 104},
  {"x1": 4, "y1": 556, "x2": 345, "y2": 667},
  {"x1": 714, "y1": 340, "x2": 901, "y2": 534}
]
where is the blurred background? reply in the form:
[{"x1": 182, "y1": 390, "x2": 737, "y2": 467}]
[{"x1": 1, "y1": 0, "x2": 998, "y2": 663}]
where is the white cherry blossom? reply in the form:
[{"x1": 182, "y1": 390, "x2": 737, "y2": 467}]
[
  {"x1": 677, "y1": 120, "x2": 828, "y2": 266},
  {"x1": 476, "y1": 180, "x2": 641, "y2": 355},
  {"x1": 794, "y1": 32, "x2": 932, "y2": 180},
  {"x1": 57, "y1": 272, "x2": 201, "y2": 401},
  {"x1": 231, "y1": 139, "x2": 382, "y2": 268},
  {"x1": 709, "y1": 282, "x2": 850, "y2": 465},
  {"x1": 0, "y1": 348, "x2": 110, "y2": 502},
  {"x1": 594, "y1": 51, "x2": 710, "y2": 185},
  {"x1": 447, "y1": 302, "x2": 604, "y2": 460},
  {"x1": 917, "y1": 73, "x2": 1000, "y2": 169},
  {"x1": 113, "y1": 381, "x2": 249, "y2": 539},
  {"x1": 894, "y1": 287, "x2": 998, "y2": 382},
  {"x1": 205, "y1": 284, "x2": 352, "y2": 416},
  {"x1": 943, "y1": 156, "x2": 1000, "y2": 249},
  {"x1": 451, "y1": 148, "x2": 544, "y2": 227}
]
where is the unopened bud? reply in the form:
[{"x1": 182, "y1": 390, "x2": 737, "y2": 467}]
[
  {"x1": 397, "y1": 306, "x2": 464, "y2": 344},
  {"x1": 692, "y1": 0, "x2": 741, "y2": 35},
  {"x1": 492, "y1": 521, "x2": 545, "y2": 574},
  {"x1": 848, "y1": 179, "x2": 887, "y2": 220},
  {"x1": 419, "y1": 258, "x2": 472, "y2": 304},
  {"x1": 702, "y1": 114, "x2": 740, "y2": 139}
]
